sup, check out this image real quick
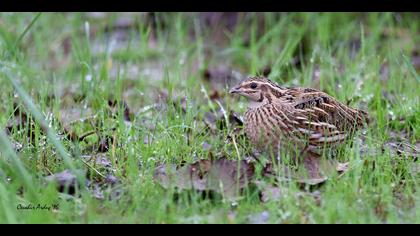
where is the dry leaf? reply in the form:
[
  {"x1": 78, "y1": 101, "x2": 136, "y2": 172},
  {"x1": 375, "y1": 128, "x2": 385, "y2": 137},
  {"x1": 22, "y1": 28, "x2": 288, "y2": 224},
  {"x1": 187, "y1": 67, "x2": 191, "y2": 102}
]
[
  {"x1": 45, "y1": 170, "x2": 85, "y2": 195},
  {"x1": 154, "y1": 158, "x2": 255, "y2": 200}
]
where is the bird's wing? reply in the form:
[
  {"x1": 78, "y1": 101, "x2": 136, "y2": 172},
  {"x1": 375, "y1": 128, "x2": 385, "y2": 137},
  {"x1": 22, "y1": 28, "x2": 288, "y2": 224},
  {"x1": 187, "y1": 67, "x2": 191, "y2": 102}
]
[
  {"x1": 288, "y1": 88, "x2": 368, "y2": 131},
  {"x1": 280, "y1": 88, "x2": 368, "y2": 147},
  {"x1": 289, "y1": 107, "x2": 349, "y2": 147},
  {"x1": 267, "y1": 102, "x2": 347, "y2": 148}
]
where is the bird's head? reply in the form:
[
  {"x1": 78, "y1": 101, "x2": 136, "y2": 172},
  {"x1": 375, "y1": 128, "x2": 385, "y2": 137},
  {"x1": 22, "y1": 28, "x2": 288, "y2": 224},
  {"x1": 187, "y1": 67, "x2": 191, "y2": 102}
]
[{"x1": 229, "y1": 76, "x2": 286, "y2": 104}]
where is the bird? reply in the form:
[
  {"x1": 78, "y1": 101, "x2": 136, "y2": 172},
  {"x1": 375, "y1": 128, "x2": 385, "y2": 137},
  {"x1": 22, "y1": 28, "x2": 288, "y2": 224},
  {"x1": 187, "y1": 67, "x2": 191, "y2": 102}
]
[{"x1": 229, "y1": 76, "x2": 369, "y2": 158}]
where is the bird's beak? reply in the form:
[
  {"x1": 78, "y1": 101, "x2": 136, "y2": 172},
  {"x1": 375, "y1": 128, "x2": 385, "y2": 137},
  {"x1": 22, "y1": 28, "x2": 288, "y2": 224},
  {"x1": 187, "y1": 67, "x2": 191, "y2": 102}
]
[{"x1": 229, "y1": 86, "x2": 241, "y2": 94}]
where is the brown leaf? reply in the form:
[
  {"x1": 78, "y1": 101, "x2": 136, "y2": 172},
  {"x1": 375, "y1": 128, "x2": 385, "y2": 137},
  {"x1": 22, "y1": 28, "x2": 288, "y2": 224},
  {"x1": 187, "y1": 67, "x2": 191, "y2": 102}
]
[
  {"x1": 10, "y1": 140, "x2": 23, "y2": 152},
  {"x1": 45, "y1": 170, "x2": 85, "y2": 195},
  {"x1": 206, "y1": 159, "x2": 254, "y2": 199},
  {"x1": 412, "y1": 53, "x2": 420, "y2": 70},
  {"x1": 98, "y1": 135, "x2": 114, "y2": 153},
  {"x1": 154, "y1": 164, "x2": 205, "y2": 190},
  {"x1": 62, "y1": 36, "x2": 72, "y2": 56},
  {"x1": 297, "y1": 152, "x2": 351, "y2": 185},
  {"x1": 349, "y1": 38, "x2": 361, "y2": 59},
  {"x1": 209, "y1": 90, "x2": 222, "y2": 100},
  {"x1": 198, "y1": 13, "x2": 240, "y2": 44},
  {"x1": 247, "y1": 211, "x2": 270, "y2": 224},
  {"x1": 255, "y1": 180, "x2": 282, "y2": 203},
  {"x1": 83, "y1": 153, "x2": 113, "y2": 170},
  {"x1": 104, "y1": 174, "x2": 119, "y2": 185},
  {"x1": 154, "y1": 89, "x2": 188, "y2": 113},
  {"x1": 154, "y1": 158, "x2": 255, "y2": 200},
  {"x1": 263, "y1": 153, "x2": 348, "y2": 188},
  {"x1": 298, "y1": 156, "x2": 351, "y2": 186},
  {"x1": 143, "y1": 134, "x2": 154, "y2": 145},
  {"x1": 381, "y1": 130, "x2": 418, "y2": 160},
  {"x1": 203, "y1": 65, "x2": 242, "y2": 90},
  {"x1": 6, "y1": 102, "x2": 27, "y2": 133},
  {"x1": 90, "y1": 177, "x2": 123, "y2": 201},
  {"x1": 311, "y1": 65, "x2": 321, "y2": 88},
  {"x1": 299, "y1": 154, "x2": 328, "y2": 185},
  {"x1": 108, "y1": 99, "x2": 132, "y2": 122},
  {"x1": 57, "y1": 106, "x2": 95, "y2": 143},
  {"x1": 5, "y1": 102, "x2": 38, "y2": 143},
  {"x1": 256, "y1": 180, "x2": 322, "y2": 205},
  {"x1": 336, "y1": 162, "x2": 349, "y2": 173},
  {"x1": 203, "y1": 111, "x2": 218, "y2": 131},
  {"x1": 202, "y1": 141, "x2": 212, "y2": 151},
  {"x1": 383, "y1": 141, "x2": 418, "y2": 161},
  {"x1": 59, "y1": 107, "x2": 93, "y2": 128},
  {"x1": 380, "y1": 62, "x2": 390, "y2": 82},
  {"x1": 203, "y1": 109, "x2": 243, "y2": 132},
  {"x1": 300, "y1": 158, "x2": 353, "y2": 185},
  {"x1": 410, "y1": 163, "x2": 420, "y2": 177},
  {"x1": 258, "y1": 65, "x2": 272, "y2": 77},
  {"x1": 199, "y1": 12, "x2": 239, "y2": 31},
  {"x1": 229, "y1": 111, "x2": 244, "y2": 127}
]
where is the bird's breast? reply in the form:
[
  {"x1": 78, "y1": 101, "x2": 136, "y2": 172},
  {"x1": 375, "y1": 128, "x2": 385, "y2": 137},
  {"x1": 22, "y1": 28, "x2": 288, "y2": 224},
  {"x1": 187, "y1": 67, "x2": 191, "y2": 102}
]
[{"x1": 244, "y1": 106, "x2": 283, "y2": 147}]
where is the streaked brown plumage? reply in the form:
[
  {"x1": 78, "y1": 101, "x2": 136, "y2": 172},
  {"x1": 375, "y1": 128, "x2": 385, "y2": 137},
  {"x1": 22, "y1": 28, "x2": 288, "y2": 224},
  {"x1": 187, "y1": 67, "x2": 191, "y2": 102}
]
[{"x1": 229, "y1": 76, "x2": 369, "y2": 156}]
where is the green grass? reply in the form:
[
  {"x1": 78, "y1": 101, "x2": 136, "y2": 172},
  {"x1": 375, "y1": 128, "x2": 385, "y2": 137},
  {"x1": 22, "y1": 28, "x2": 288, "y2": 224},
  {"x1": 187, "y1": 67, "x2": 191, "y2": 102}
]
[{"x1": 0, "y1": 12, "x2": 419, "y2": 223}]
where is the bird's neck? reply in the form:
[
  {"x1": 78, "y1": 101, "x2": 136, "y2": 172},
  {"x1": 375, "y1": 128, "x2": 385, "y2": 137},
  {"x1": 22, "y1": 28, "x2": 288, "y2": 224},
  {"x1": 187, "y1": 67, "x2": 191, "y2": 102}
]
[{"x1": 248, "y1": 100, "x2": 266, "y2": 109}]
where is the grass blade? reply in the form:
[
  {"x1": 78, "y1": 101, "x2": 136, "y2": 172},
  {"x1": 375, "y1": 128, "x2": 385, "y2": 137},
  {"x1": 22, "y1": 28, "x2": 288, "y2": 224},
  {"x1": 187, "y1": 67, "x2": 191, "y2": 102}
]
[
  {"x1": 0, "y1": 129, "x2": 37, "y2": 200},
  {"x1": 402, "y1": 53, "x2": 420, "y2": 83},
  {"x1": 2, "y1": 70, "x2": 78, "y2": 173},
  {"x1": 13, "y1": 13, "x2": 42, "y2": 54}
]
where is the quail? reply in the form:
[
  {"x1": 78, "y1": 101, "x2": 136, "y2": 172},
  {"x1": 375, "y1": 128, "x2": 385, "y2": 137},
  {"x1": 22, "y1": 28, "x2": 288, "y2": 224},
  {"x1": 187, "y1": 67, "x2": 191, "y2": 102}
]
[{"x1": 229, "y1": 76, "x2": 369, "y2": 157}]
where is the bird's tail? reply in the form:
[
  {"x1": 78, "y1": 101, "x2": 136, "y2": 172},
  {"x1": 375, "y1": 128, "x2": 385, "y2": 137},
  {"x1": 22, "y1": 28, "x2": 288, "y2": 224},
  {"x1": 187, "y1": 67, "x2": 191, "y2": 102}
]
[{"x1": 355, "y1": 109, "x2": 370, "y2": 127}]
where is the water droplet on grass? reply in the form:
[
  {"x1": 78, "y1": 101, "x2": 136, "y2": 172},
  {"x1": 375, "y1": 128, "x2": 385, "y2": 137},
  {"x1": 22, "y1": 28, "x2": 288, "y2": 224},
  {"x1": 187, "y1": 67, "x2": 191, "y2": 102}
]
[{"x1": 85, "y1": 74, "x2": 92, "y2": 82}]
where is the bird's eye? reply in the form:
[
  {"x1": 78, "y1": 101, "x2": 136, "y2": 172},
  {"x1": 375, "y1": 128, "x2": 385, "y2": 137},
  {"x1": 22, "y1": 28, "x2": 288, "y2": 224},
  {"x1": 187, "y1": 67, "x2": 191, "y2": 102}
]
[{"x1": 250, "y1": 83, "x2": 258, "y2": 89}]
